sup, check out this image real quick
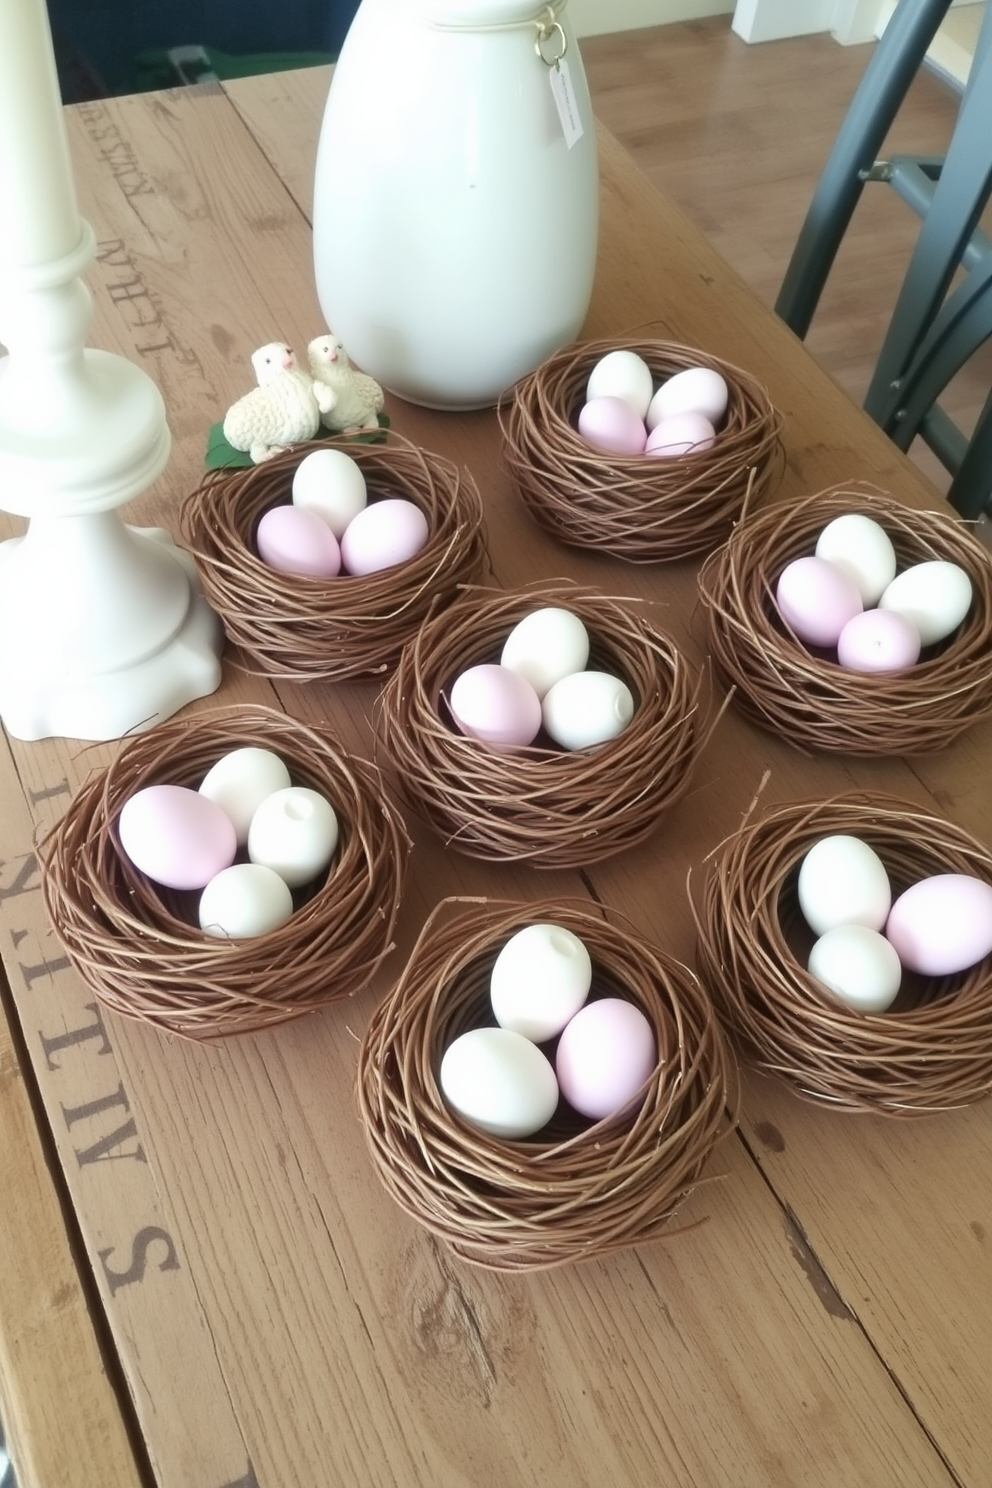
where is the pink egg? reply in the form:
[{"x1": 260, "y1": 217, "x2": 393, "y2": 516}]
[
  {"x1": 885, "y1": 874, "x2": 992, "y2": 976},
  {"x1": 255, "y1": 504, "x2": 342, "y2": 577},
  {"x1": 555, "y1": 998, "x2": 657, "y2": 1121},
  {"x1": 449, "y1": 664, "x2": 542, "y2": 752},
  {"x1": 837, "y1": 609, "x2": 921, "y2": 673},
  {"x1": 645, "y1": 410, "x2": 716, "y2": 458},
  {"x1": 118, "y1": 785, "x2": 238, "y2": 891},
  {"x1": 775, "y1": 556, "x2": 863, "y2": 647},
  {"x1": 577, "y1": 396, "x2": 647, "y2": 456},
  {"x1": 339, "y1": 497, "x2": 429, "y2": 575}
]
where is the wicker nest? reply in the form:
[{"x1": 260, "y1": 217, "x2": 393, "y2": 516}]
[
  {"x1": 498, "y1": 336, "x2": 783, "y2": 563},
  {"x1": 178, "y1": 433, "x2": 488, "y2": 681},
  {"x1": 38, "y1": 705, "x2": 411, "y2": 1041},
  {"x1": 696, "y1": 482, "x2": 992, "y2": 755},
  {"x1": 374, "y1": 581, "x2": 712, "y2": 869},
  {"x1": 691, "y1": 793, "x2": 992, "y2": 1114},
  {"x1": 357, "y1": 897, "x2": 737, "y2": 1271}
]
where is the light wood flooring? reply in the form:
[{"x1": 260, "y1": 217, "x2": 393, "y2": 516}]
[{"x1": 581, "y1": 16, "x2": 992, "y2": 503}]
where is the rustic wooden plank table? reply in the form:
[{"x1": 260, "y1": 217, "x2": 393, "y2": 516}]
[{"x1": 0, "y1": 66, "x2": 989, "y2": 1488}]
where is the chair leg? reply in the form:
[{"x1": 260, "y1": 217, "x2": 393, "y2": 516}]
[
  {"x1": 947, "y1": 387, "x2": 992, "y2": 519},
  {"x1": 883, "y1": 262, "x2": 992, "y2": 454},
  {"x1": 775, "y1": 0, "x2": 953, "y2": 339}
]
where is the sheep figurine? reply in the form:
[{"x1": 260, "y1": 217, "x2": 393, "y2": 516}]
[
  {"x1": 308, "y1": 334, "x2": 385, "y2": 434},
  {"x1": 222, "y1": 342, "x2": 322, "y2": 463}
]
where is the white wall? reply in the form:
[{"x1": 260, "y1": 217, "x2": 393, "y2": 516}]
[
  {"x1": 570, "y1": 0, "x2": 734, "y2": 40},
  {"x1": 732, "y1": 0, "x2": 983, "y2": 47}
]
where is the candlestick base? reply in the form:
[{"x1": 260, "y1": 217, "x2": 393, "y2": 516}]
[{"x1": 0, "y1": 524, "x2": 223, "y2": 742}]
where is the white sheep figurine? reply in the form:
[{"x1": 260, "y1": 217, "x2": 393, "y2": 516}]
[
  {"x1": 222, "y1": 342, "x2": 324, "y2": 463},
  {"x1": 308, "y1": 334, "x2": 385, "y2": 434}
]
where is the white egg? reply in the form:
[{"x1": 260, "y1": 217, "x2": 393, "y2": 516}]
[
  {"x1": 879, "y1": 561, "x2": 973, "y2": 646},
  {"x1": 586, "y1": 349, "x2": 654, "y2": 419},
  {"x1": 490, "y1": 923, "x2": 592, "y2": 1042},
  {"x1": 198, "y1": 747, "x2": 293, "y2": 847},
  {"x1": 248, "y1": 787, "x2": 339, "y2": 888},
  {"x1": 198, "y1": 863, "x2": 295, "y2": 939},
  {"x1": 807, "y1": 925, "x2": 902, "y2": 1014},
  {"x1": 542, "y1": 671, "x2": 635, "y2": 751},
  {"x1": 439, "y1": 1028, "x2": 560, "y2": 1139},
  {"x1": 646, "y1": 366, "x2": 728, "y2": 430},
  {"x1": 797, "y1": 835, "x2": 892, "y2": 935},
  {"x1": 499, "y1": 608, "x2": 590, "y2": 700},
  {"x1": 814, "y1": 513, "x2": 897, "y2": 606},
  {"x1": 291, "y1": 448, "x2": 368, "y2": 539}
]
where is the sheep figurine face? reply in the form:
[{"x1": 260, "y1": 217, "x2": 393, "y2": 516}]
[{"x1": 251, "y1": 342, "x2": 298, "y2": 384}]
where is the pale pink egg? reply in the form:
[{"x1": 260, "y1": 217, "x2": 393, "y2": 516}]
[
  {"x1": 645, "y1": 410, "x2": 716, "y2": 457},
  {"x1": 255, "y1": 504, "x2": 342, "y2": 577},
  {"x1": 837, "y1": 609, "x2": 921, "y2": 673},
  {"x1": 577, "y1": 396, "x2": 647, "y2": 456},
  {"x1": 775, "y1": 556, "x2": 863, "y2": 647},
  {"x1": 555, "y1": 998, "x2": 657, "y2": 1121},
  {"x1": 449, "y1": 664, "x2": 542, "y2": 752},
  {"x1": 339, "y1": 497, "x2": 429, "y2": 575},
  {"x1": 119, "y1": 785, "x2": 237, "y2": 891},
  {"x1": 885, "y1": 874, "x2": 992, "y2": 976}
]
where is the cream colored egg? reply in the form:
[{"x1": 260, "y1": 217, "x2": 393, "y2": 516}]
[
  {"x1": 646, "y1": 366, "x2": 728, "y2": 430},
  {"x1": 541, "y1": 671, "x2": 635, "y2": 751},
  {"x1": 797, "y1": 834, "x2": 891, "y2": 935},
  {"x1": 814, "y1": 513, "x2": 897, "y2": 606},
  {"x1": 879, "y1": 561, "x2": 973, "y2": 646},
  {"x1": 807, "y1": 925, "x2": 901, "y2": 1014},
  {"x1": 439, "y1": 1028, "x2": 560, "y2": 1139},
  {"x1": 490, "y1": 923, "x2": 592, "y2": 1042},
  {"x1": 586, "y1": 349, "x2": 654, "y2": 419},
  {"x1": 198, "y1": 863, "x2": 295, "y2": 939},
  {"x1": 292, "y1": 448, "x2": 368, "y2": 539},
  {"x1": 499, "y1": 608, "x2": 590, "y2": 700},
  {"x1": 199, "y1": 747, "x2": 293, "y2": 847},
  {"x1": 248, "y1": 787, "x2": 339, "y2": 888}
]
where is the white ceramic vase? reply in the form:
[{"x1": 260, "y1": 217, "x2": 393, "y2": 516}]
[{"x1": 312, "y1": 0, "x2": 599, "y2": 410}]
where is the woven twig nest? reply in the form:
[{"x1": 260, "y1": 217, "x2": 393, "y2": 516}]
[
  {"x1": 696, "y1": 482, "x2": 992, "y2": 754},
  {"x1": 691, "y1": 793, "x2": 992, "y2": 1114},
  {"x1": 178, "y1": 433, "x2": 488, "y2": 680},
  {"x1": 498, "y1": 336, "x2": 783, "y2": 563},
  {"x1": 374, "y1": 581, "x2": 711, "y2": 868},
  {"x1": 357, "y1": 897, "x2": 737, "y2": 1271},
  {"x1": 38, "y1": 706, "x2": 411, "y2": 1041}
]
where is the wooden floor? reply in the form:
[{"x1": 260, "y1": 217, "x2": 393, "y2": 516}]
[{"x1": 582, "y1": 16, "x2": 992, "y2": 502}]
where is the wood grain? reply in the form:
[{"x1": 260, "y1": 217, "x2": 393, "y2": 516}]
[
  {"x1": 0, "y1": 27, "x2": 990, "y2": 1488},
  {"x1": 0, "y1": 734, "x2": 141, "y2": 1488}
]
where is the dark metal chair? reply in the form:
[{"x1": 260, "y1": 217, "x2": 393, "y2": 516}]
[{"x1": 776, "y1": 0, "x2": 992, "y2": 519}]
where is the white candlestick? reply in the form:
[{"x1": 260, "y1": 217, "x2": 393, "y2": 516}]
[
  {"x1": 0, "y1": 0, "x2": 82, "y2": 269},
  {"x1": 0, "y1": 0, "x2": 224, "y2": 741}
]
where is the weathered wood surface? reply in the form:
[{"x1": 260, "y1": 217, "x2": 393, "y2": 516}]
[{"x1": 0, "y1": 65, "x2": 988, "y2": 1488}]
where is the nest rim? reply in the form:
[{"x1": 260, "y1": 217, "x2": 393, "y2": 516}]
[
  {"x1": 38, "y1": 705, "x2": 411, "y2": 1041},
  {"x1": 691, "y1": 792, "x2": 992, "y2": 1114},
  {"x1": 498, "y1": 335, "x2": 784, "y2": 563},
  {"x1": 695, "y1": 482, "x2": 992, "y2": 755},
  {"x1": 178, "y1": 432, "x2": 488, "y2": 681},
  {"x1": 374, "y1": 579, "x2": 710, "y2": 869},
  {"x1": 356, "y1": 896, "x2": 738, "y2": 1271}
]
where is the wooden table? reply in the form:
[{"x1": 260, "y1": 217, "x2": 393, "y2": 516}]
[{"x1": 1, "y1": 66, "x2": 990, "y2": 1488}]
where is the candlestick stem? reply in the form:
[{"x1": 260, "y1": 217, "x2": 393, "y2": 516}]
[{"x1": 0, "y1": 0, "x2": 223, "y2": 741}]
